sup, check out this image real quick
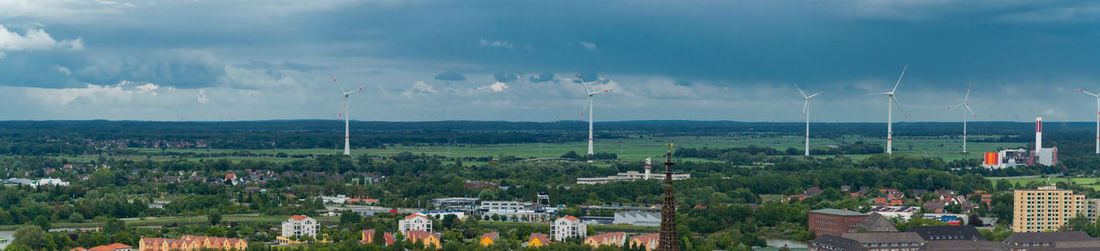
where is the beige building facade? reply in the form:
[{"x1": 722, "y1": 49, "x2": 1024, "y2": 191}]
[{"x1": 1013, "y1": 185, "x2": 1087, "y2": 232}]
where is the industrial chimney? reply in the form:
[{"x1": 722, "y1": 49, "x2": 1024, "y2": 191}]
[
  {"x1": 644, "y1": 157, "x2": 652, "y2": 180},
  {"x1": 1036, "y1": 116, "x2": 1043, "y2": 151}
]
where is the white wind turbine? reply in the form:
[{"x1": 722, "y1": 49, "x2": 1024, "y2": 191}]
[
  {"x1": 946, "y1": 84, "x2": 977, "y2": 153},
  {"x1": 795, "y1": 85, "x2": 823, "y2": 156},
  {"x1": 577, "y1": 73, "x2": 612, "y2": 155},
  {"x1": 331, "y1": 75, "x2": 368, "y2": 156},
  {"x1": 880, "y1": 65, "x2": 910, "y2": 155},
  {"x1": 1080, "y1": 88, "x2": 1100, "y2": 154}
]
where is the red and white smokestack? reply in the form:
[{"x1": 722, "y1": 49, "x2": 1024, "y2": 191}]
[{"x1": 1036, "y1": 116, "x2": 1043, "y2": 151}]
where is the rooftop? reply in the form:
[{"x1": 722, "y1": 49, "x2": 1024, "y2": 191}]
[{"x1": 811, "y1": 208, "x2": 867, "y2": 216}]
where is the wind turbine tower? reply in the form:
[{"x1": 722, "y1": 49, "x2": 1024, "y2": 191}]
[
  {"x1": 795, "y1": 85, "x2": 823, "y2": 156},
  {"x1": 880, "y1": 65, "x2": 909, "y2": 155},
  {"x1": 947, "y1": 84, "x2": 977, "y2": 153},
  {"x1": 331, "y1": 75, "x2": 367, "y2": 156},
  {"x1": 577, "y1": 73, "x2": 611, "y2": 155},
  {"x1": 1080, "y1": 89, "x2": 1100, "y2": 154}
]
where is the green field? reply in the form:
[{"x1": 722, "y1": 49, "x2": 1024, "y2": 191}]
[
  {"x1": 68, "y1": 135, "x2": 1025, "y2": 164},
  {"x1": 989, "y1": 176, "x2": 1100, "y2": 191}
]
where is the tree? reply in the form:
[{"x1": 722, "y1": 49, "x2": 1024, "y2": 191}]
[
  {"x1": 207, "y1": 210, "x2": 222, "y2": 226},
  {"x1": 105, "y1": 218, "x2": 127, "y2": 234},
  {"x1": 968, "y1": 214, "x2": 984, "y2": 227},
  {"x1": 340, "y1": 211, "x2": 361, "y2": 226},
  {"x1": 12, "y1": 225, "x2": 45, "y2": 249},
  {"x1": 373, "y1": 229, "x2": 385, "y2": 245},
  {"x1": 442, "y1": 214, "x2": 459, "y2": 230},
  {"x1": 32, "y1": 216, "x2": 50, "y2": 231}
]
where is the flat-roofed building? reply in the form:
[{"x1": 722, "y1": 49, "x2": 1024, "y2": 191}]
[
  {"x1": 1012, "y1": 185, "x2": 1087, "y2": 232},
  {"x1": 809, "y1": 208, "x2": 868, "y2": 237}
]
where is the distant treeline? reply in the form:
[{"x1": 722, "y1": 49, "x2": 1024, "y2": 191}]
[
  {"x1": 0, "y1": 120, "x2": 1096, "y2": 152},
  {"x1": 674, "y1": 142, "x2": 884, "y2": 161}
]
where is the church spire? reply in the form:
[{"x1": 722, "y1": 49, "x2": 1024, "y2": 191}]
[{"x1": 657, "y1": 142, "x2": 680, "y2": 251}]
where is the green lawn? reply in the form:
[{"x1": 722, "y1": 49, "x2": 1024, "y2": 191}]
[{"x1": 986, "y1": 176, "x2": 1100, "y2": 190}]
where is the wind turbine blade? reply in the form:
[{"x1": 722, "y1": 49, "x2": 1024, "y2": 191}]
[
  {"x1": 1080, "y1": 89, "x2": 1099, "y2": 97},
  {"x1": 891, "y1": 64, "x2": 908, "y2": 93},
  {"x1": 578, "y1": 96, "x2": 591, "y2": 121},
  {"x1": 577, "y1": 73, "x2": 591, "y2": 93},
  {"x1": 965, "y1": 104, "x2": 976, "y2": 118},
  {"x1": 345, "y1": 86, "x2": 369, "y2": 95},
  {"x1": 892, "y1": 96, "x2": 910, "y2": 120},
  {"x1": 795, "y1": 84, "x2": 808, "y2": 98},
  {"x1": 331, "y1": 75, "x2": 346, "y2": 93},
  {"x1": 807, "y1": 91, "x2": 823, "y2": 99},
  {"x1": 963, "y1": 83, "x2": 972, "y2": 102}
]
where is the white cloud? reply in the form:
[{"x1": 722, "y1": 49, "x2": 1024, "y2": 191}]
[
  {"x1": 0, "y1": 25, "x2": 83, "y2": 54},
  {"x1": 477, "y1": 82, "x2": 509, "y2": 92},
  {"x1": 56, "y1": 66, "x2": 71, "y2": 76},
  {"x1": 479, "y1": 38, "x2": 514, "y2": 49},
  {"x1": 580, "y1": 41, "x2": 597, "y2": 51},
  {"x1": 402, "y1": 81, "x2": 437, "y2": 98},
  {"x1": 412, "y1": 81, "x2": 436, "y2": 93},
  {"x1": 197, "y1": 89, "x2": 208, "y2": 104}
]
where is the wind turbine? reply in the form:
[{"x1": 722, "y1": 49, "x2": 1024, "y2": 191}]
[
  {"x1": 946, "y1": 84, "x2": 977, "y2": 153},
  {"x1": 881, "y1": 65, "x2": 909, "y2": 155},
  {"x1": 331, "y1": 75, "x2": 367, "y2": 156},
  {"x1": 795, "y1": 85, "x2": 823, "y2": 156},
  {"x1": 1080, "y1": 88, "x2": 1100, "y2": 154},
  {"x1": 577, "y1": 73, "x2": 612, "y2": 155}
]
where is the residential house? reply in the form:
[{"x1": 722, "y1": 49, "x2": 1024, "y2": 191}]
[
  {"x1": 584, "y1": 232, "x2": 626, "y2": 247},
  {"x1": 479, "y1": 232, "x2": 498, "y2": 247},
  {"x1": 360, "y1": 230, "x2": 395, "y2": 246},
  {"x1": 786, "y1": 186, "x2": 823, "y2": 202},
  {"x1": 138, "y1": 235, "x2": 247, "y2": 251},
  {"x1": 630, "y1": 233, "x2": 660, "y2": 251},
  {"x1": 281, "y1": 215, "x2": 318, "y2": 238},
  {"x1": 551, "y1": 216, "x2": 587, "y2": 241},
  {"x1": 404, "y1": 230, "x2": 441, "y2": 249},
  {"x1": 524, "y1": 233, "x2": 551, "y2": 248},
  {"x1": 70, "y1": 243, "x2": 132, "y2": 251},
  {"x1": 399, "y1": 215, "x2": 433, "y2": 233}
]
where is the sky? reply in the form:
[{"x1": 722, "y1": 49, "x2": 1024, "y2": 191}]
[{"x1": 0, "y1": 0, "x2": 1098, "y2": 122}]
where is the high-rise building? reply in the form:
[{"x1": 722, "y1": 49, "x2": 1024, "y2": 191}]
[{"x1": 1013, "y1": 185, "x2": 1087, "y2": 232}]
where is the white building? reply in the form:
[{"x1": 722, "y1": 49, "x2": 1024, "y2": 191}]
[
  {"x1": 2, "y1": 178, "x2": 69, "y2": 188},
  {"x1": 613, "y1": 211, "x2": 661, "y2": 226},
  {"x1": 281, "y1": 215, "x2": 318, "y2": 238},
  {"x1": 869, "y1": 206, "x2": 920, "y2": 221},
  {"x1": 419, "y1": 210, "x2": 466, "y2": 220},
  {"x1": 576, "y1": 160, "x2": 690, "y2": 185},
  {"x1": 399, "y1": 215, "x2": 433, "y2": 233},
  {"x1": 551, "y1": 216, "x2": 587, "y2": 241},
  {"x1": 321, "y1": 195, "x2": 349, "y2": 204}
]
